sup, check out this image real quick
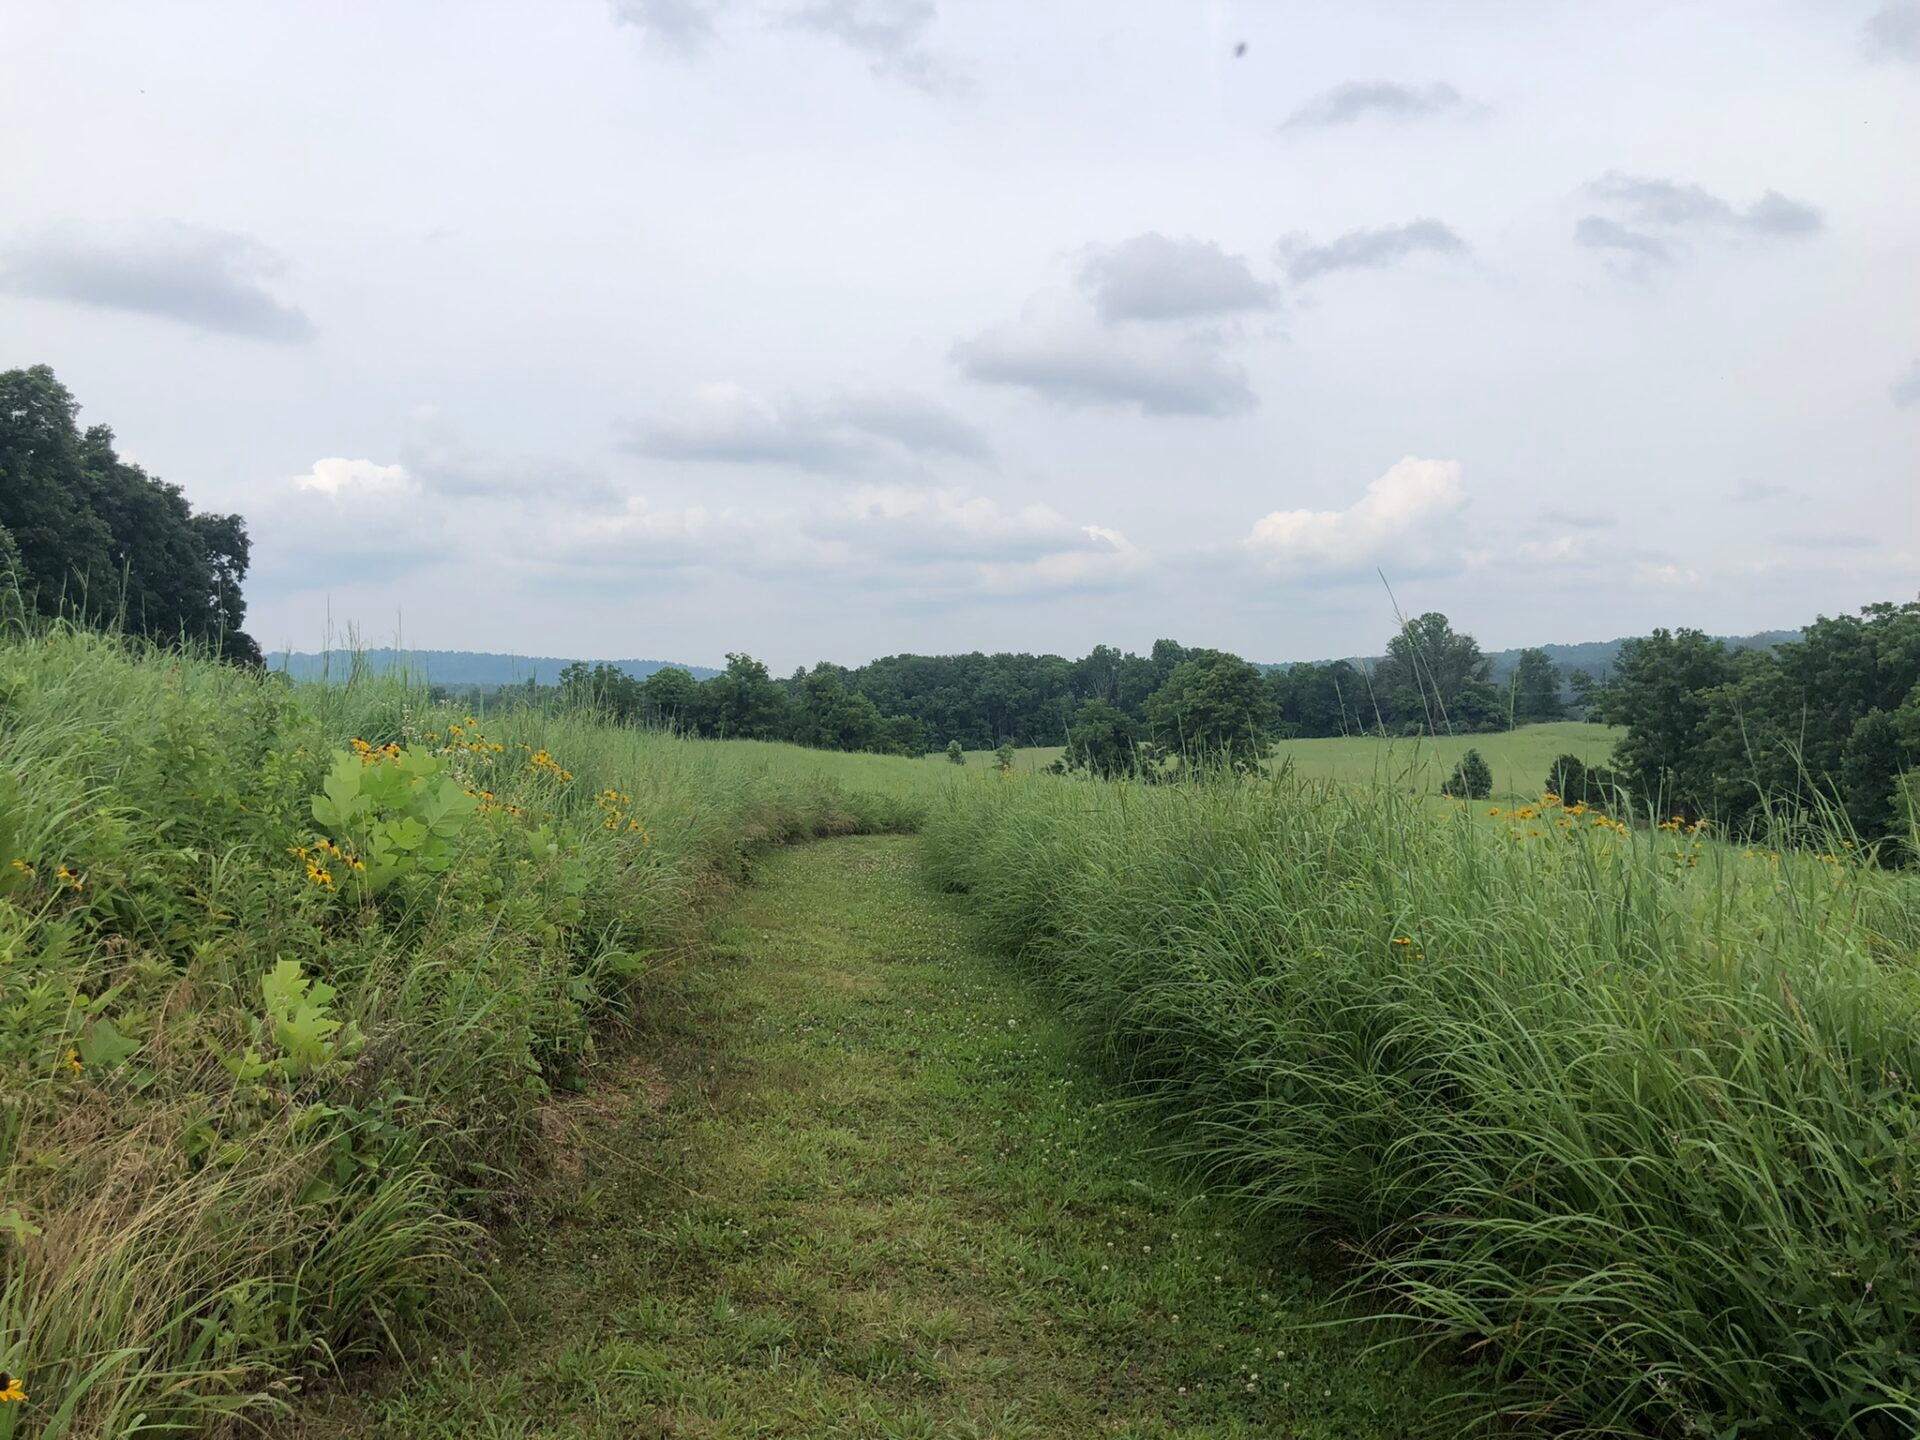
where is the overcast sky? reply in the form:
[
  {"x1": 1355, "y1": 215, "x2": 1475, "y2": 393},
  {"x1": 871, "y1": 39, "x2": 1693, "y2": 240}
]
[{"x1": 3, "y1": 1, "x2": 1916, "y2": 669}]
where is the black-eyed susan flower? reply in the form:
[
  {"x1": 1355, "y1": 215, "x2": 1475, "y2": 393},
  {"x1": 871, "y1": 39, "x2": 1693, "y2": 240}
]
[{"x1": 0, "y1": 1372, "x2": 26, "y2": 1403}]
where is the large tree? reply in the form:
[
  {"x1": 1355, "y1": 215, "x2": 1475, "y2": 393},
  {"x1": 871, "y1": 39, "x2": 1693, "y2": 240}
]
[
  {"x1": 1509, "y1": 648, "x2": 1566, "y2": 724},
  {"x1": 0, "y1": 365, "x2": 259, "y2": 660},
  {"x1": 1370, "y1": 612, "x2": 1499, "y2": 733},
  {"x1": 1145, "y1": 650, "x2": 1274, "y2": 771}
]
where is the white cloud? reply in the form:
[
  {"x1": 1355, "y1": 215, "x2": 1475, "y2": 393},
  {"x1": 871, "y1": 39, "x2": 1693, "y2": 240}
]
[
  {"x1": 624, "y1": 382, "x2": 987, "y2": 470},
  {"x1": 1637, "y1": 562, "x2": 1703, "y2": 587},
  {"x1": 954, "y1": 291, "x2": 1257, "y2": 417},
  {"x1": 1245, "y1": 457, "x2": 1465, "y2": 575}
]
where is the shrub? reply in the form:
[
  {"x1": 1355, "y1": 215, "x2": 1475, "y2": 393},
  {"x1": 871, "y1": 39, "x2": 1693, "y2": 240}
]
[
  {"x1": 1441, "y1": 747, "x2": 1492, "y2": 799},
  {"x1": 946, "y1": 739, "x2": 966, "y2": 766}
]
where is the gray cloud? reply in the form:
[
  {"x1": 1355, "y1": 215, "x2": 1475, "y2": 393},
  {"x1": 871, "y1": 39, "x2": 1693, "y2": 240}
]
[
  {"x1": 608, "y1": 0, "x2": 721, "y2": 55},
  {"x1": 1731, "y1": 479, "x2": 1788, "y2": 503},
  {"x1": 785, "y1": 0, "x2": 960, "y2": 94},
  {"x1": 623, "y1": 383, "x2": 988, "y2": 469},
  {"x1": 0, "y1": 221, "x2": 315, "y2": 341},
  {"x1": 1077, "y1": 233, "x2": 1278, "y2": 323},
  {"x1": 953, "y1": 297, "x2": 1256, "y2": 416},
  {"x1": 1865, "y1": 3, "x2": 1920, "y2": 61},
  {"x1": 1573, "y1": 215, "x2": 1672, "y2": 265},
  {"x1": 1280, "y1": 80, "x2": 1466, "y2": 130},
  {"x1": 1278, "y1": 218, "x2": 1468, "y2": 283},
  {"x1": 1893, "y1": 359, "x2": 1920, "y2": 409},
  {"x1": 1775, "y1": 530, "x2": 1875, "y2": 550},
  {"x1": 1586, "y1": 173, "x2": 1823, "y2": 240}
]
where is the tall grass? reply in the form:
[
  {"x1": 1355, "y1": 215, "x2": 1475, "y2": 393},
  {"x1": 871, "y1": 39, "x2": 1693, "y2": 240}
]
[
  {"x1": 0, "y1": 627, "x2": 933, "y2": 1436},
  {"x1": 923, "y1": 772, "x2": 1920, "y2": 1437}
]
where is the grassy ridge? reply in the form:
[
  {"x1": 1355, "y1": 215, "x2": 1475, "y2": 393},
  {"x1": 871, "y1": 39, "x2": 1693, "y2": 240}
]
[
  {"x1": 0, "y1": 629, "x2": 934, "y2": 1437},
  {"x1": 922, "y1": 772, "x2": 1920, "y2": 1436}
]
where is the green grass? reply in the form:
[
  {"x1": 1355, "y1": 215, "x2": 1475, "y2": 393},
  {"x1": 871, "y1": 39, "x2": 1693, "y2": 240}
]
[
  {"x1": 287, "y1": 837, "x2": 1449, "y2": 1439},
  {"x1": 0, "y1": 627, "x2": 946, "y2": 1437},
  {"x1": 922, "y1": 771, "x2": 1920, "y2": 1437},
  {"x1": 940, "y1": 723, "x2": 1621, "y2": 798},
  {"x1": 1269, "y1": 722, "x2": 1620, "y2": 801}
]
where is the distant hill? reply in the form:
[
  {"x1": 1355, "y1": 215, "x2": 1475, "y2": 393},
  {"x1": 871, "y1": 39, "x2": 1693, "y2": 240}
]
[
  {"x1": 268, "y1": 648, "x2": 720, "y2": 687},
  {"x1": 1265, "y1": 629, "x2": 1801, "y2": 681},
  {"x1": 1482, "y1": 629, "x2": 1801, "y2": 684}
]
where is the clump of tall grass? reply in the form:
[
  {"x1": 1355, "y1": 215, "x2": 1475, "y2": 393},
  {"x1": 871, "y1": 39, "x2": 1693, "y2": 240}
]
[
  {"x1": 0, "y1": 626, "x2": 926, "y2": 1435},
  {"x1": 923, "y1": 772, "x2": 1920, "y2": 1437}
]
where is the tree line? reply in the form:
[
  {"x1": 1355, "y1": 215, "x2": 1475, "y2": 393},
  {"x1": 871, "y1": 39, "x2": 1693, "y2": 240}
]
[
  {"x1": 1580, "y1": 600, "x2": 1920, "y2": 849},
  {"x1": 1, "y1": 366, "x2": 260, "y2": 662},
  {"x1": 546, "y1": 613, "x2": 1575, "y2": 769}
]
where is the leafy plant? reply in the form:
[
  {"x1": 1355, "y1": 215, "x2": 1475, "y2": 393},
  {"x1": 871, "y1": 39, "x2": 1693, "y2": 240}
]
[
  {"x1": 307, "y1": 745, "x2": 477, "y2": 895},
  {"x1": 1441, "y1": 748, "x2": 1492, "y2": 799}
]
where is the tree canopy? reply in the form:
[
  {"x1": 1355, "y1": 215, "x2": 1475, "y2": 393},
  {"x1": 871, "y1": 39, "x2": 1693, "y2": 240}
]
[{"x1": 0, "y1": 365, "x2": 258, "y2": 662}]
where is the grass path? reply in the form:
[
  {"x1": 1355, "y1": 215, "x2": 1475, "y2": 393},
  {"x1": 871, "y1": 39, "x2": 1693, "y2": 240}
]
[{"x1": 293, "y1": 837, "x2": 1448, "y2": 1438}]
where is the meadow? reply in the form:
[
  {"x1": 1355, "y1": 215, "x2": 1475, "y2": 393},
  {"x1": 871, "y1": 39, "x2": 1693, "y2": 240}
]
[
  {"x1": 6, "y1": 626, "x2": 1917, "y2": 1439},
  {"x1": 923, "y1": 771, "x2": 1920, "y2": 1436},
  {"x1": 953, "y1": 721, "x2": 1622, "y2": 801},
  {"x1": 0, "y1": 628, "x2": 933, "y2": 1437}
]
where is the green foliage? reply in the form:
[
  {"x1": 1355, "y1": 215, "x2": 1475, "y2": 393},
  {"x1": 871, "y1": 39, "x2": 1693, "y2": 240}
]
[
  {"x1": 1439, "y1": 747, "x2": 1492, "y2": 799},
  {"x1": 993, "y1": 741, "x2": 1016, "y2": 773},
  {"x1": 1593, "y1": 600, "x2": 1920, "y2": 850},
  {"x1": 925, "y1": 770, "x2": 1920, "y2": 1436},
  {"x1": 307, "y1": 745, "x2": 477, "y2": 894},
  {"x1": 1372, "y1": 612, "x2": 1501, "y2": 732},
  {"x1": 1545, "y1": 751, "x2": 1619, "y2": 810},
  {"x1": 0, "y1": 626, "x2": 934, "y2": 1433},
  {"x1": 1063, "y1": 698, "x2": 1144, "y2": 779},
  {"x1": 1144, "y1": 651, "x2": 1273, "y2": 771},
  {"x1": 945, "y1": 738, "x2": 965, "y2": 766},
  {"x1": 1508, "y1": 647, "x2": 1566, "y2": 723},
  {"x1": 0, "y1": 364, "x2": 259, "y2": 661}
]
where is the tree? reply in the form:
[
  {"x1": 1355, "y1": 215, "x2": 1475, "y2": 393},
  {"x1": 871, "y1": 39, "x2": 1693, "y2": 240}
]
[
  {"x1": 1510, "y1": 648, "x2": 1566, "y2": 724},
  {"x1": 1064, "y1": 698, "x2": 1143, "y2": 778},
  {"x1": 945, "y1": 739, "x2": 966, "y2": 765},
  {"x1": 1371, "y1": 613, "x2": 1499, "y2": 733},
  {"x1": 994, "y1": 741, "x2": 1016, "y2": 772},
  {"x1": 0, "y1": 365, "x2": 260, "y2": 660},
  {"x1": 700, "y1": 653, "x2": 788, "y2": 740},
  {"x1": 1594, "y1": 629, "x2": 1737, "y2": 816},
  {"x1": 642, "y1": 666, "x2": 704, "y2": 731},
  {"x1": 1145, "y1": 651, "x2": 1274, "y2": 772},
  {"x1": 1442, "y1": 748, "x2": 1493, "y2": 800},
  {"x1": 1546, "y1": 754, "x2": 1618, "y2": 810}
]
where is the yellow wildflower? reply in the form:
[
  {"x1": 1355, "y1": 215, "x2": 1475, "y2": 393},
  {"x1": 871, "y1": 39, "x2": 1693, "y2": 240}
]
[
  {"x1": 65, "y1": 1047, "x2": 82, "y2": 1075},
  {"x1": 0, "y1": 1372, "x2": 25, "y2": 1403}
]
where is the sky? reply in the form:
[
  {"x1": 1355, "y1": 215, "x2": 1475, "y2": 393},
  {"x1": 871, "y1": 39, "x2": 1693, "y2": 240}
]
[{"x1": 2, "y1": 0, "x2": 1917, "y2": 670}]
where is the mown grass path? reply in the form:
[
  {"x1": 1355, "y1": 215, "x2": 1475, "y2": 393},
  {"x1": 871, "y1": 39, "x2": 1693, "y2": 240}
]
[{"x1": 295, "y1": 837, "x2": 1447, "y2": 1438}]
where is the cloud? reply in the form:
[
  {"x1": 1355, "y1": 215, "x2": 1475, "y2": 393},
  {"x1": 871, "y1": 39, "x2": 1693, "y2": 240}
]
[
  {"x1": 609, "y1": 0, "x2": 722, "y2": 55},
  {"x1": 1076, "y1": 234, "x2": 1278, "y2": 323},
  {"x1": 400, "y1": 419, "x2": 617, "y2": 501},
  {"x1": 622, "y1": 382, "x2": 988, "y2": 469},
  {"x1": 1865, "y1": 2, "x2": 1920, "y2": 61},
  {"x1": 530, "y1": 481, "x2": 1144, "y2": 598},
  {"x1": 1278, "y1": 218, "x2": 1468, "y2": 283},
  {"x1": 784, "y1": 0, "x2": 961, "y2": 94},
  {"x1": 1573, "y1": 215, "x2": 1672, "y2": 266},
  {"x1": 953, "y1": 292, "x2": 1256, "y2": 417},
  {"x1": 253, "y1": 459, "x2": 448, "y2": 588},
  {"x1": 0, "y1": 220, "x2": 315, "y2": 341},
  {"x1": 1583, "y1": 173, "x2": 1823, "y2": 245},
  {"x1": 1731, "y1": 479, "x2": 1787, "y2": 503},
  {"x1": 1891, "y1": 359, "x2": 1920, "y2": 409},
  {"x1": 1244, "y1": 457, "x2": 1466, "y2": 576},
  {"x1": 1636, "y1": 562, "x2": 1702, "y2": 587},
  {"x1": 1280, "y1": 80, "x2": 1467, "y2": 131}
]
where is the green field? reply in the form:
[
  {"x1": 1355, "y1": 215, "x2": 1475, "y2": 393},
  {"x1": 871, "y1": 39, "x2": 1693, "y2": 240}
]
[
  {"x1": 1268, "y1": 721, "x2": 1621, "y2": 800},
  {"x1": 10, "y1": 628, "x2": 1916, "y2": 1438},
  {"x1": 953, "y1": 722, "x2": 1623, "y2": 800}
]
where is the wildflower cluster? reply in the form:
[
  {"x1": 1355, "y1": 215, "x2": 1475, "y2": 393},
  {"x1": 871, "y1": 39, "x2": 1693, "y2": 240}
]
[
  {"x1": 349, "y1": 736, "x2": 403, "y2": 766},
  {"x1": 290, "y1": 835, "x2": 365, "y2": 890},
  {"x1": 596, "y1": 788, "x2": 651, "y2": 843},
  {"x1": 1493, "y1": 792, "x2": 1633, "y2": 842},
  {"x1": 463, "y1": 785, "x2": 526, "y2": 820},
  {"x1": 436, "y1": 717, "x2": 506, "y2": 759},
  {"x1": 525, "y1": 745, "x2": 575, "y2": 784}
]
